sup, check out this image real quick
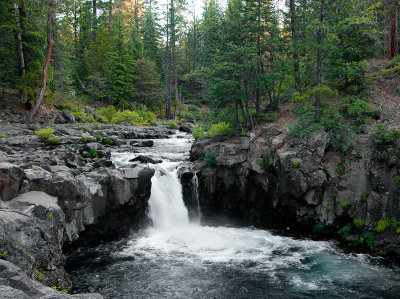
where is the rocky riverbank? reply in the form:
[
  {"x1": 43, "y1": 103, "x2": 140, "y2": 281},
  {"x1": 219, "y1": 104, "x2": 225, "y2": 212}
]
[
  {"x1": 0, "y1": 122, "x2": 184, "y2": 297},
  {"x1": 181, "y1": 123, "x2": 400, "y2": 259}
]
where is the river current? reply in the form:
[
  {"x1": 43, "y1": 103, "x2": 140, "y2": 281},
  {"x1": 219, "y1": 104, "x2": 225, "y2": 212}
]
[{"x1": 67, "y1": 132, "x2": 400, "y2": 298}]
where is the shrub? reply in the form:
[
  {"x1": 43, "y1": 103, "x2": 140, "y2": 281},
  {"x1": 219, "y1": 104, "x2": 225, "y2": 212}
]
[
  {"x1": 89, "y1": 149, "x2": 99, "y2": 159},
  {"x1": 35, "y1": 128, "x2": 55, "y2": 140},
  {"x1": 78, "y1": 137, "x2": 88, "y2": 144},
  {"x1": 353, "y1": 218, "x2": 365, "y2": 229},
  {"x1": 169, "y1": 122, "x2": 177, "y2": 129},
  {"x1": 338, "y1": 224, "x2": 351, "y2": 238},
  {"x1": 104, "y1": 138, "x2": 115, "y2": 146},
  {"x1": 374, "y1": 218, "x2": 390, "y2": 232},
  {"x1": 362, "y1": 189, "x2": 371, "y2": 201},
  {"x1": 96, "y1": 135, "x2": 101, "y2": 142},
  {"x1": 207, "y1": 122, "x2": 232, "y2": 137},
  {"x1": 313, "y1": 221, "x2": 324, "y2": 233},
  {"x1": 204, "y1": 153, "x2": 216, "y2": 166},
  {"x1": 192, "y1": 125, "x2": 206, "y2": 140},
  {"x1": 47, "y1": 137, "x2": 60, "y2": 146}
]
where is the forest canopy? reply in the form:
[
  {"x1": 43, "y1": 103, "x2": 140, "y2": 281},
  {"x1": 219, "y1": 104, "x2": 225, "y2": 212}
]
[{"x1": 0, "y1": 0, "x2": 398, "y2": 129}]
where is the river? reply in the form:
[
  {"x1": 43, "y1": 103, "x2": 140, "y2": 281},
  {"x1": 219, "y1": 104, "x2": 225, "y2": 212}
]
[{"x1": 67, "y1": 132, "x2": 400, "y2": 298}]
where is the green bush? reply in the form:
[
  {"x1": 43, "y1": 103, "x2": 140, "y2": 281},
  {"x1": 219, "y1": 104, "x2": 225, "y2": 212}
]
[
  {"x1": 353, "y1": 218, "x2": 365, "y2": 229},
  {"x1": 169, "y1": 122, "x2": 177, "y2": 129},
  {"x1": 204, "y1": 153, "x2": 216, "y2": 166},
  {"x1": 89, "y1": 149, "x2": 99, "y2": 159},
  {"x1": 35, "y1": 128, "x2": 55, "y2": 139},
  {"x1": 78, "y1": 137, "x2": 88, "y2": 144},
  {"x1": 47, "y1": 137, "x2": 60, "y2": 146},
  {"x1": 96, "y1": 135, "x2": 101, "y2": 142},
  {"x1": 313, "y1": 221, "x2": 324, "y2": 233},
  {"x1": 374, "y1": 218, "x2": 390, "y2": 232},
  {"x1": 97, "y1": 105, "x2": 157, "y2": 126},
  {"x1": 104, "y1": 138, "x2": 115, "y2": 146},
  {"x1": 338, "y1": 224, "x2": 351, "y2": 238},
  {"x1": 192, "y1": 125, "x2": 206, "y2": 140},
  {"x1": 207, "y1": 122, "x2": 232, "y2": 137}
]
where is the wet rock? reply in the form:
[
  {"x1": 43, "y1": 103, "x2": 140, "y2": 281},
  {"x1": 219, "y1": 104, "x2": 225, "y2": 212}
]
[
  {"x1": 179, "y1": 125, "x2": 192, "y2": 133},
  {"x1": 129, "y1": 155, "x2": 162, "y2": 164},
  {"x1": 129, "y1": 140, "x2": 154, "y2": 147}
]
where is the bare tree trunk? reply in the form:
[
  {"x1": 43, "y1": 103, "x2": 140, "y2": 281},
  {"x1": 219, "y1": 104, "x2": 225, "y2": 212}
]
[
  {"x1": 109, "y1": 0, "x2": 113, "y2": 33},
  {"x1": 170, "y1": 0, "x2": 178, "y2": 107},
  {"x1": 255, "y1": 0, "x2": 262, "y2": 113},
  {"x1": 315, "y1": 0, "x2": 325, "y2": 123},
  {"x1": 290, "y1": 0, "x2": 301, "y2": 92},
  {"x1": 13, "y1": 3, "x2": 25, "y2": 78},
  {"x1": 234, "y1": 97, "x2": 239, "y2": 135},
  {"x1": 389, "y1": 8, "x2": 398, "y2": 59},
  {"x1": 13, "y1": 2, "x2": 27, "y2": 103},
  {"x1": 74, "y1": 1, "x2": 78, "y2": 48},
  {"x1": 93, "y1": 0, "x2": 97, "y2": 37},
  {"x1": 26, "y1": 0, "x2": 53, "y2": 122},
  {"x1": 164, "y1": 3, "x2": 171, "y2": 119},
  {"x1": 134, "y1": 0, "x2": 139, "y2": 29}
]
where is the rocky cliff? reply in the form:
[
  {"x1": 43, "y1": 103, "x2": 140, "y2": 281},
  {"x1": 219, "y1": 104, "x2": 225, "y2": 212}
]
[
  {"x1": 0, "y1": 123, "x2": 175, "y2": 296},
  {"x1": 181, "y1": 123, "x2": 400, "y2": 259}
]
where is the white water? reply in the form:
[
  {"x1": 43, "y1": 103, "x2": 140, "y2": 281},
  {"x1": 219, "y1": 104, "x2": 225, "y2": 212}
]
[{"x1": 148, "y1": 163, "x2": 189, "y2": 230}]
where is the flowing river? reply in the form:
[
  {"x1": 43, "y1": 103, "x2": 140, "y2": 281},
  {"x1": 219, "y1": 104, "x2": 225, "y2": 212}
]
[{"x1": 67, "y1": 132, "x2": 400, "y2": 298}]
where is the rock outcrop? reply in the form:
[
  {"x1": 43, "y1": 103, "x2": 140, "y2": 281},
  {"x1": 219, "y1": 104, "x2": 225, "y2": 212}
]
[
  {"x1": 0, "y1": 122, "x2": 172, "y2": 293},
  {"x1": 182, "y1": 123, "x2": 400, "y2": 259}
]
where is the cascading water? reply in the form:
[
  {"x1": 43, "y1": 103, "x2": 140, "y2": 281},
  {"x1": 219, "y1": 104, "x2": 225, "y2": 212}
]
[
  {"x1": 67, "y1": 132, "x2": 400, "y2": 299},
  {"x1": 191, "y1": 172, "x2": 202, "y2": 222},
  {"x1": 148, "y1": 164, "x2": 189, "y2": 229}
]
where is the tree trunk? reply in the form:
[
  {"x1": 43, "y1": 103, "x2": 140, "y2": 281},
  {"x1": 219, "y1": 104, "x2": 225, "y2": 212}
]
[
  {"x1": 13, "y1": 3, "x2": 25, "y2": 78},
  {"x1": 389, "y1": 9, "x2": 398, "y2": 59},
  {"x1": 164, "y1": 3, "x2": 171, "y2": 119},
  {"x1": 134, "y1": 0, "x2": 139, "y2": 29},
  {"x1": 315, "y1": 0, "x2": 325, "y2": 123},
  {"x1": 26, "y1": 0, "x2": 53, "y2": 122},
  {"x1": 109, "y1": 0, "x2": 113, "y2": 33},
  {"x1": 170, "y1": 0, "x2": 178, "y2": 106},
  {"x1": 93, "y1": 0, "x2": 97, "y2": 36},
  {"x1": 255, "y1": 0, "x2": 262, "y2": 113},
  {"x1": 290, "y1": 0, "x2": 301, "y2": 92}
]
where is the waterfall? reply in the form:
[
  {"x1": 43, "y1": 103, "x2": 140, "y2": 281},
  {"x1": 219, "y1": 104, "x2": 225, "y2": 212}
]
[
  {"x1": 192, "y1": 172, "x2": 202, "y2": 222},
  {"x1": 148, "y1": 165, "x2": 190, "y2": 230}
]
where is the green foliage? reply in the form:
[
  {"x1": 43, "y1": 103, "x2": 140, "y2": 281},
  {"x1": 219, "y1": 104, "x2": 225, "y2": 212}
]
[
  {"x1": 104, "y1": 138, "x2": 115, "y2": 146},
  {"x1": 207, "y1": 122, "x2": 232, "y2": 137},
  {"x1": 78, "y1": 137, "x2": 88, "y2": 144},
  {"x1": 96, "y1": 105, "x2": 157, "y2": 126},
  {"x1": 192, "y1": 125, "x2": 206, "y2": 140},
  {"x1": 338, "y1": 224, "x2": 351, "y2": 239},
  {"x1": 374, "y1": 219, "x2": 390, "y2": 233},
  {"x1": 291, "y1": 159, "x2": 300, "y2": 168},
  {"x1": 169, "y1": 122, "x2": 177, "y2": 129},
  {"x1": 0, "y1": 131, "x2": 6, "y2": 138},
  {"x1": 51, "y1": 286, "x2": 70, "y2": 294},
  {"x1": 353, "y1": 218, "x2": 365, "y2": 229},
  {"x1": 35, "y1": 128, "x2": 55, "y2": 140},
  {"x1": 192, "y1": 122, "x2": 233, "y2": 139},
  {"x1": 341, "y1": 202, "x2": 348, "y2": 208},
  {"x1": 313, "y1": 221, "x2": 324, "y2": 233},
  {"x1": 0, "y1": 251, "x2": 7, "y2": 259},
  {"x1": 204, "y1": 154, "x2": 216, "y2": 166},
  {"x1": 291, "y1": 86, "x2": 338, "y2": 103},
  {"x1": 359, "y1": 232, "x2": 375, "y2": 250},
  {"x1": 325, "y1": 205, "x2": 331, "y2": 212},
  {"x1": 336, "y1": 161, "x2": 346, "y2": 175},
  {"x1": 46, "y1": 137, "x2": 60, "y2": 146},
  {"x1": 89, "y1": 149, "x2": 99, "y2": 159},
  {"x1": 96, "y1": 135, "x2": 102, "y2": 142},
  {"x1": 269, "y1": 152, "x2": 275, "y2": 166},
  {"x1": 362, "y1": 189, "x2": 371, "y2": 201},
  {"x1": 372, "y1": 124, "x2": 400, "y2": 162}
]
